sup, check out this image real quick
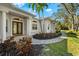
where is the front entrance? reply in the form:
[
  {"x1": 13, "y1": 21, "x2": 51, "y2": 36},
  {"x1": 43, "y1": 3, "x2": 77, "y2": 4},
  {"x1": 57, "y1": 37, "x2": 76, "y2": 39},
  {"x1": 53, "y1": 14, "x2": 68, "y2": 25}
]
[{"x1": 12, "y1": 21, "x2": 23, "y2": 35}]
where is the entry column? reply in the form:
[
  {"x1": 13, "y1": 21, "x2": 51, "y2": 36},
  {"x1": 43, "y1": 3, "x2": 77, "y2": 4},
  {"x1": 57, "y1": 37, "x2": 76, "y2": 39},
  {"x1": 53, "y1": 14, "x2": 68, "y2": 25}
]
[
  {"x1": 2, "y1": 11, "x2": 7, "y2": 42},
  {"x1": 27, "y1": 17, "x2": 32, "y2": 36}
]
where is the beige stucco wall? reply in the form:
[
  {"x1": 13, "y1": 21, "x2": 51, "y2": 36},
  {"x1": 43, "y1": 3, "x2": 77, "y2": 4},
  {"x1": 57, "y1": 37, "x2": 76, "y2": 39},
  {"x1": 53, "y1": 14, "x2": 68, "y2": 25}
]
[
  {"x1": 31, "y1": 18, "x2": 41, "y2": 35},
  {"x1": 44, "y1": 20, "x2": 56, "y2": 33}
]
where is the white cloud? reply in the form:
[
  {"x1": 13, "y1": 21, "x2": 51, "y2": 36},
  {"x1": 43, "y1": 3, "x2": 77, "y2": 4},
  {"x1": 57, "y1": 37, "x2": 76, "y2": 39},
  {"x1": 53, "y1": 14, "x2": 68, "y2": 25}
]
[
  {"x1": 13, "y1": 3, "x2": 37, "y2": 16},
  {"x1": 46, "y1": 8, "x2": 52, "y2": 12},
  {"x1": 13, "y1": 3, "x2": 25, "y2": 8},
  {"x1": 46, "y1": 8, "x2": 53, "y2": 16},
  {"x1": 28, "y1": 9, "x2": 37, "y2": 15}
]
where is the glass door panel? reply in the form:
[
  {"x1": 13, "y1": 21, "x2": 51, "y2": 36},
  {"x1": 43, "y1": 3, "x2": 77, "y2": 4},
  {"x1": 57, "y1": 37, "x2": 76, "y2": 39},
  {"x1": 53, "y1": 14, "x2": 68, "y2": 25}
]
[
  {"x1": 18, "y1": 22, "x2": 22, "y2": 34},
  {"x1": 13, "y1": 22, "x2": 17, "y2": 35},
  {"x1": 12, "y1": 21, "x2": 23, "y2": 35}
]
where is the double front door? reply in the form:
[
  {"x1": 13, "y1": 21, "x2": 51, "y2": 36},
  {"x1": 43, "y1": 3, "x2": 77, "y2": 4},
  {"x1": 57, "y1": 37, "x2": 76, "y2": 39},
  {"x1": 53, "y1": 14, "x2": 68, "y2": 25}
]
[{"x1": 12, "y1": 21, "x2": 23, "y2": 35}]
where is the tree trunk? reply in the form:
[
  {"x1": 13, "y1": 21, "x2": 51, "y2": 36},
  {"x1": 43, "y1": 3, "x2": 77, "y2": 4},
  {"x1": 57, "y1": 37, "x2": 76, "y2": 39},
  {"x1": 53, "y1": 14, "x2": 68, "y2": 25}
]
[
  {"x1": 71, "y1": 14, "x2": 79, "y2": 31},
  {"x1": 39, "y1": 14, "x2": 42, "y2": 33},
  {"x1": 39, "y1": 21, "x2": 42, "y2": 33},
  {"x1": 42, "y1": 11, "x2": 45, "y2": 33},
  {"x1": 75, "y1": 15, "x2": 79, "y2": 31},
  {"x1": 71, "y1": 15, "x2": 75, "y2": 30}
]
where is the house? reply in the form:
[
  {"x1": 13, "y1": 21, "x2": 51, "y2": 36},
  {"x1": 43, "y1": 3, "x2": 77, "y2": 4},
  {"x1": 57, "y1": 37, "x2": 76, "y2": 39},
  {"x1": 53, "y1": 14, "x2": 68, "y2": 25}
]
[
  {"x1": 41, "y1": 17, "x2": 56, "y2": 33},
  {"x1": 0, "y1": 3, "x2": 56, "y2": 43}
]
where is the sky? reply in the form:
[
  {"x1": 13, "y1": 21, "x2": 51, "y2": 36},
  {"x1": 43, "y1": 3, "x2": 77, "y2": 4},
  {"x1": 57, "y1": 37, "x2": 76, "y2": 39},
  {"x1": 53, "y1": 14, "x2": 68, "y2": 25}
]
[{"x1": 14, "y1": 3, "x2": 60, "y2": 19}]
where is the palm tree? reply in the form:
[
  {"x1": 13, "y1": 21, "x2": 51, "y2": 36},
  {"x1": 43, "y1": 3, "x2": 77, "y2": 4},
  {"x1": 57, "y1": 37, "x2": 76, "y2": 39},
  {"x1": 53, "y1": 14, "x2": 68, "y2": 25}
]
[{"x1": 28, "y1": 3, "x2": 48, "y2": 33}]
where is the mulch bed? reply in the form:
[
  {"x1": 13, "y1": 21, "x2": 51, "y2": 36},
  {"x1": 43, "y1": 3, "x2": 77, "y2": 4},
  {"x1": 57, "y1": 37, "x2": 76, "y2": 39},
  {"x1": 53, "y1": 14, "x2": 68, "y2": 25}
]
[{"x1": 33, "y1": 32, "x2": 62, "y2": 40}]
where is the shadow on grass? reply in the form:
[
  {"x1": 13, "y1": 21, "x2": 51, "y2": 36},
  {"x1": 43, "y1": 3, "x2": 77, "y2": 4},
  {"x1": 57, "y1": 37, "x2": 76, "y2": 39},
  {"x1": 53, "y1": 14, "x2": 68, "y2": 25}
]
[
  {"x1": 65, "y1": 31, "x2": 79, "y2": 38},
  {"x1": 29, "y1": 39, "x2": 73, "y2": 56},
  {"x1": 41, "y1": 39, "x2": 73, "y2": 56}
]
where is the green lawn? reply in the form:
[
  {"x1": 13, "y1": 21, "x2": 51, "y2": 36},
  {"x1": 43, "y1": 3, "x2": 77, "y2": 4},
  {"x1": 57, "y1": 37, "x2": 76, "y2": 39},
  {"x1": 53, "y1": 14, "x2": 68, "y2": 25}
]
[
  {"x1": 42, "y1": 30, "x2": 79, "y2": 56},
  {"x1": 66, "y1": 30, "x2": 79, "y2": 56},
  {"x1": 42, "y1": 39, "x2": 72, "y2": 56}
]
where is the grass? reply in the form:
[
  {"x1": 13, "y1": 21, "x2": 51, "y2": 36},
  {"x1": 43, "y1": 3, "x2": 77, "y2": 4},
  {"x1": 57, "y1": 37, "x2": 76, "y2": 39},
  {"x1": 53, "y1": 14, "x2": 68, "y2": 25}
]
[
  {"x1": 41, "y1": 30, "x2": 79, "y2": 56},
  {"x1": 42, "y1": 39, "x2": 72, "y2": 56},
  {"x1": 67, "y1": 37, "x2": 79, "y2": 56},
  {"x1": 63, "y1": 30, "x2": 79, "y2": 56}
]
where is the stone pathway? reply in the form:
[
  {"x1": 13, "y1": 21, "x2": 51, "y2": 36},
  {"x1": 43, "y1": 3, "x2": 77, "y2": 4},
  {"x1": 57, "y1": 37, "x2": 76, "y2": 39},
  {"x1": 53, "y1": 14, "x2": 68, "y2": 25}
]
[{"x1": 32, "y1": 31, "x2": 67, "y2": 45}]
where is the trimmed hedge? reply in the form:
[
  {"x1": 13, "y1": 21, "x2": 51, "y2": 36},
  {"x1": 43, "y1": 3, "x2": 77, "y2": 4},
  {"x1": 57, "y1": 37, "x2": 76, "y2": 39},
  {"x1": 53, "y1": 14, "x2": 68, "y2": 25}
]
[
  {"x1": 66, "y1": 31, "x2": 77, "y2": 38},
  {"x1": 33, "y1": 32, "x2": 62, "y2": 40}
]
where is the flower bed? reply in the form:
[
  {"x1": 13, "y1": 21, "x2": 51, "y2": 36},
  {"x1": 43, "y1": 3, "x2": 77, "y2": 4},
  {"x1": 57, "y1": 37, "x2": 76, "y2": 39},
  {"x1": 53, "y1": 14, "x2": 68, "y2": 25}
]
[{"x1": 33, "y1": 31, "x2": 62, "y2": 40}]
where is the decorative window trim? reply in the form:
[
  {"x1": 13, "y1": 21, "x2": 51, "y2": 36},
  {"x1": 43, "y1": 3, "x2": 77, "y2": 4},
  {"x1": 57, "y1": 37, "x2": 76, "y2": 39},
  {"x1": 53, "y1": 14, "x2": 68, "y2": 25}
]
[{"x1": 12, "y1": 16, "x2": 23, "y2": 22}]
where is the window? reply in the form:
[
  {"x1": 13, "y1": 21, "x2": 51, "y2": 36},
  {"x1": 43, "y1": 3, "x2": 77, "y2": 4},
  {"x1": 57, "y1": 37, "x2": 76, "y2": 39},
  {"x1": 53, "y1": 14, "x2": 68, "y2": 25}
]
[
  {"x1": 48, "y1": 24, "x2": 50, "y2": 30},
  {"x1": 32, "y1": 21, "x2": 37, "y2": 30},
  {"x1": 32, "y1": 24, "x2": 37, "y2": 30}
]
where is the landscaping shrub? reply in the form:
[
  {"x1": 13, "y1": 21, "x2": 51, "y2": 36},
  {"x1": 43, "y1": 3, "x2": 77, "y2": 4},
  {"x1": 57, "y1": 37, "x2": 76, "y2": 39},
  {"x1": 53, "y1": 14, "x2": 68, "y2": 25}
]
[
  {"x1": 61, "y1": 26, "x2": 69, "y2": 30},
  {"x1": 66, "y1": 31, "x2": 77, "y2": 38},
  {"x1": 0, "y1": 36, "x2": 32, "y2": 56},
  {"x1": 33, "y1": 32, "x2": 62, "y2": 39}
]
